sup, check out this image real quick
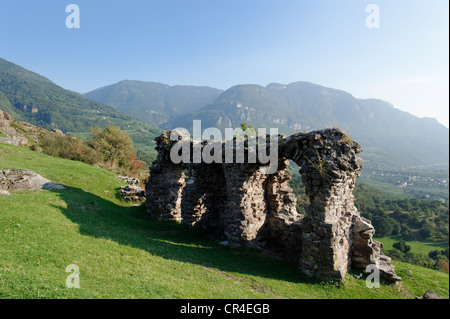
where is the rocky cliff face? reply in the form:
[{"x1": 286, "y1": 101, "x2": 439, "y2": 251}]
[{"x1": 145, "y1": 129, "x2": 401, "y2": 282}]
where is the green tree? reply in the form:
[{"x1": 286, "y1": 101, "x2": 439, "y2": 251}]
[
  {"x1": 401, "y1": 225, "x2": 412, "y2": 237},
  {"x1": 393, "y1": 240, "x2": 411, "y2": 254},
  {"x1": 88, "y1": 126, "x2": 134, "y2": 168},
  {"x1": 372, "y1": 216, "x2": 394, "y2": 237},
  {"x1": 420, "y1": 223, "x2": 436, "y2": 240}
]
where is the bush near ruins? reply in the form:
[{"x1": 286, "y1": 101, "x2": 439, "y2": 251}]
[
  {"x1": 87, "y1": 126, "x2": 134, "y2": 168},
  {"x1": 40, "y1": 134, "x2": 100, "y2": 165},
  {"x1": 40, "y1": 126, "x2": 146, "y2": 177}
]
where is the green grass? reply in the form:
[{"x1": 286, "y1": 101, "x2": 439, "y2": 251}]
[
  {"x1": 375, "y1": 236, "x2": 448, "y2": 256},
  {"x1": 0, "y1": 143, "x2": 448, "y2": 299},
  {"x1": 358, "y1": 179, "x2": 408, "y2": 198}
]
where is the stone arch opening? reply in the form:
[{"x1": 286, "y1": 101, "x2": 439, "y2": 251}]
[{"x1": 262, "y1": 158, "x2": 304, "y2": 260}]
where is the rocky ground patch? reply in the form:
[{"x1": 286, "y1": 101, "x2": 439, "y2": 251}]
[{"x1": 0, "y1": 169, "x2": 64, "y2": 195}]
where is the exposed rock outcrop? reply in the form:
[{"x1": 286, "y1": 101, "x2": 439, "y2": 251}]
[
  {"x1": 145, "y1": 129, "x2": 401, "y2": 282},
  {"x1": 0, "y1": 169, "x2": 65, "y2": 192},
  {"x1": 0, "y1": 109, "x2": 28, "y2": 147},
  {"x1": 0, "y1": 109, "x2": 63, "y2": 150}
]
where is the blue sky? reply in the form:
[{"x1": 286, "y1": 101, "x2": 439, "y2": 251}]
[{"x1": 0, "y1": 0, "x2": 448, "y2": 126}]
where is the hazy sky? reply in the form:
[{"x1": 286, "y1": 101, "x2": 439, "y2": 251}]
[{"x1": 0, "y1": 0, "x2": 448, "y2": 127}]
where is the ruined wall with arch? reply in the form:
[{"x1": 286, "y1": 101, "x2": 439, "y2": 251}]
[{"x1": 145, "y1": 128, "x2": 401, "y2": 282}]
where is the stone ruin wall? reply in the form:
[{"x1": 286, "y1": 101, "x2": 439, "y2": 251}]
[{"x1": 145, "y1": 128, "x2": 401, "y2": 282}]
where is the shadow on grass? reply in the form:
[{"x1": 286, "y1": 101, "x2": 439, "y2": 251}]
[{"x1": 50, "y1": 186, "x2": 317, "y2": 285}]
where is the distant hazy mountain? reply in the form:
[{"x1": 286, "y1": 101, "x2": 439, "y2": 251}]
[
  {"x1": 164, "y1": 82, "x2": 449, "y2": 169},
  {"x1": 84, "y1": 80, "x2": 223, "y2": 126},
  {"x1": 0, "y1": 57, "x2": 162, "y2": 141}
]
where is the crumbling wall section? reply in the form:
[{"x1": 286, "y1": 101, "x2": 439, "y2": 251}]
[
  {"x1": 181, "y1": 164, "x2": 227, "y2": 236},
  {"x1": 281, "y1": 130, "x2": 362, "y2": 280},
  {"x1": 221, "y1": 163, "x2": 269, "y2": 247},
  {"x1": 145, "y1": 133, "x2": 185, "y2": 221},
  {"x1": 145, "y1": 129, "x2": 401, "y2": 282}
]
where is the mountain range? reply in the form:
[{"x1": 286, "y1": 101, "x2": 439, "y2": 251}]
[
  {"x1": 86, "y1": 80, "x2": 449, "y2": 170},
  {"x1": 0, "y1": 57, "x2": 448, "y2": 170}
]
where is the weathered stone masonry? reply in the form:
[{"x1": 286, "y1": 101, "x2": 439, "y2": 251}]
[{"x1": 145, "y1": 129, "x2": 401, "y2": 282}]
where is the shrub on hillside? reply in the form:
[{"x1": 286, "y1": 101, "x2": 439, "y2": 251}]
[
  {"x1": 87, "y1": 126, "x2": 134, "y2": 169},
  {"x1": 127, "y1": 152, "x2": 147, "y2": 177},
  {"x1": 40, "y1": 133, "x2": 101, "y2": 165},
  {"x1": 436, "y1": 260, "x2": 449, "y2": 273},
  {"x1": 40, "y1": 127, "x2": 147, "y2": 177},
  {"x1": 393, "y1": 240, "x2": 411, "y2": 254}
]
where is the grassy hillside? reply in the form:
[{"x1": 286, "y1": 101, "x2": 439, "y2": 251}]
[
  {"x1": 0, "y1": 58, "x2": 164, "y2": 161},
  {"x1": 0, "y1": 143, "x2": 448, "y2": 299},
  {"x1": 375, "y1": 236, "x2": 448, "y2": 256}
]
